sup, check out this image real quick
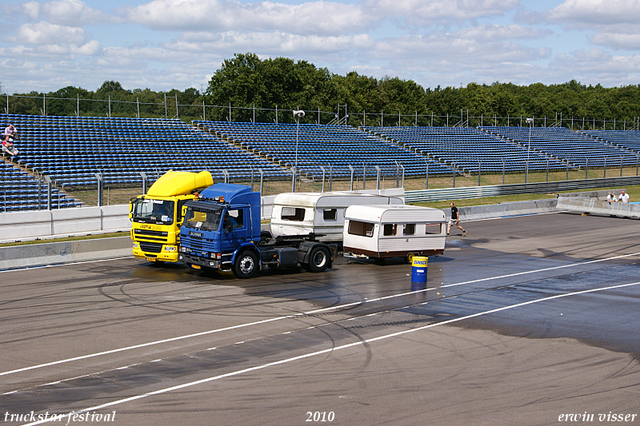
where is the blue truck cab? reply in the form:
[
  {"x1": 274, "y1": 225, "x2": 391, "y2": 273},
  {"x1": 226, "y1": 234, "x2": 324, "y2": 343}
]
[{"x1": 178, "y1": 183, "x2": 333, "y2": 278}]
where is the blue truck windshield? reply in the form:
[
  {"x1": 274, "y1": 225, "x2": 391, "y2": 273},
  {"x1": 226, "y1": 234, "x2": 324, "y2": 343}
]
[
  {"x1": 132, "y1": 199, "x2": 174, "y2": 224},
  {"x1": 185, "y1": 207, "x2": 223, "y2": 231}
]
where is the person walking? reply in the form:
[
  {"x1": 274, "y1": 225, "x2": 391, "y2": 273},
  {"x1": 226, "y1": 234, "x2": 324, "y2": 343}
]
[{"x1": 447, "y1": 202, "x2": 466, "y2": 237}]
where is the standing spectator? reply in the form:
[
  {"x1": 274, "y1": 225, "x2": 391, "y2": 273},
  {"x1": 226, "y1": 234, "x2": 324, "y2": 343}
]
[
  {"x1": 447, "y1": 202, "x2": 467, "y2": 237},
  {"x1": 618, "y1": 190, "x2": 630, "y2": 204},
  {"x1": 606, "y1": 192, "x2": 617, "y2": 204}
]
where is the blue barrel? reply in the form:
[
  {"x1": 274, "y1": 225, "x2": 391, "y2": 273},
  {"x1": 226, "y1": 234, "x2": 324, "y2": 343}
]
[{"x1": 411, "y1": 256, "x2": 428, "y2": 284}]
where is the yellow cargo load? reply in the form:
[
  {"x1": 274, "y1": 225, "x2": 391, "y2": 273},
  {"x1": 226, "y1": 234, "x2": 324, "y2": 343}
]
[{"x1": 147, "y1": 170, "x2": 214, "y2": 197}]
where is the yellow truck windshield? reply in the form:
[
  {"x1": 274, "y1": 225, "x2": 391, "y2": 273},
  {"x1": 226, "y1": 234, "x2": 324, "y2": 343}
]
[{"x1": 132, "y1": 199, "x2": 174, "y2": 224}]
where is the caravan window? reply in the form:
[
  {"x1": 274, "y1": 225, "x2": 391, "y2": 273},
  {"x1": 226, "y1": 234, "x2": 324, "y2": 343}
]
[
  {"x1": 323, "y1": 209, "x2": 338, "y2": 221},
  {"x1": 348, "y1": 220, "x2": 374, "y2": 237},
  {"x1": 403, "y1": 224, "x2": 415, "y2": 235},
  {"x1": 281, "y1": 207, "x2": 305, "y2": 221},
  {"x1": 383, "y1": 224, "x2": 397, "y2": 236},
  {"x1": 425, "y1": 223, "x2": 442, "y2": 234}
]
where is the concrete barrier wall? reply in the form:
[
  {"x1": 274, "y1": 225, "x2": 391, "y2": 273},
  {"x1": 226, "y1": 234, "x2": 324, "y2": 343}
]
[
  {"x1": 557, "y1": 189, "x2": 623, "y2": 201},
  {"x1": 406, "y1": 176, "x2": 640, "y2": 203},
  {"x1": 0, "y1": 205, "x2": 130, "y2": 243},
  {"x1": 556, "y1": 197, "x2": 640, "y2": 219},
  {"x1": 0, "y1": 210, "x2": 53, "y2": 240},
  {"x1": 455, "y1": 199, "x2": 559, "y2": 222}
]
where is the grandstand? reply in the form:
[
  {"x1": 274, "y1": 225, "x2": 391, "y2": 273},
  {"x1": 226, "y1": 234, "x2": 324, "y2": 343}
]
[
  {"x1": 580, "y1": 130, "x2": 640, "y2": 155},
  {"x1": 3, "y1": 112, "x2": 640, "y2": 213},
  {"x1": 363, "y1": 126, "x2": 567, "y2": 173},
  {"x1": 482, "y1": 126, "x2": 639, "y2": 168},
  {"x1": 194, "y1": 120, "x2": 452, "y2": 179},
  {"x1": 0, "y1": 161, "x2": 80, "y2": 212}
]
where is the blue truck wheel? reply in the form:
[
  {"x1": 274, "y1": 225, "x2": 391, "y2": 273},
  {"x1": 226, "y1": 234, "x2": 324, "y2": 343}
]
[{"x1": 233, "y1": 250, "x2": 258, "y2": 279}]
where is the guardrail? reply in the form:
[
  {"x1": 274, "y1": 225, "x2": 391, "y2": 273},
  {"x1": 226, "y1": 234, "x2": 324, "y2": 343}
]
[
  {"x1": 0, "y1": 205, "x2": 130, "y2": 243},
  {"x1": 556, "y1": 197, "x2": 640, "y2": 219},
  {"x1": 405, "y1": 176, "x2": 640, "y2": 203}
]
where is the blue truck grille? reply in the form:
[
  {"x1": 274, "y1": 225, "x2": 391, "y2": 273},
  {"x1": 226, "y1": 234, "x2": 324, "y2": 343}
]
[{"x1": 180, "y1": 235, "x2": 216, "y2": 255}]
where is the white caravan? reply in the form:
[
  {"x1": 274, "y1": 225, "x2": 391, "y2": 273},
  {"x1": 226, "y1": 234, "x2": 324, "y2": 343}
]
[
  {"x1": 270, "y1": 191, "x2": 404, "y2": 242},
  {"x1": 343, "y1": 204, "x2": 447, "y2": 260}
]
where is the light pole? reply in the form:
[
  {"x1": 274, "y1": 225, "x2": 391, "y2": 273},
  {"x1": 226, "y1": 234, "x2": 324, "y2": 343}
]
[
  {"x1": 525, "y1": 117, "x2": 533, "y2": 183},
  {"x1": 293, "y1": 109, "x2": 305, "y2": 192},
  {"x1": 293, "y1": 109, "x2": 305, "y2": 168}
]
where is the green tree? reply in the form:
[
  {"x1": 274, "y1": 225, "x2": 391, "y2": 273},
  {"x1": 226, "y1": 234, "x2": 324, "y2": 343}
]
[{"x1": 46, "y1": 86, "x2": 91, "y2": 116}]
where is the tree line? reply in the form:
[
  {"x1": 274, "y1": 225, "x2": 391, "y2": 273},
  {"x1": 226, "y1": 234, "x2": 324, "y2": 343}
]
[{"x1": 3, "y1": 52, "x2": 640, "y2": 129}]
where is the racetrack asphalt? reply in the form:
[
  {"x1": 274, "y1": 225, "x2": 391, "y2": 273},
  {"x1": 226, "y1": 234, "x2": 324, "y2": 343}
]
[{"x1": 1, "y1": 211, "x2": 639, "y2": 426}]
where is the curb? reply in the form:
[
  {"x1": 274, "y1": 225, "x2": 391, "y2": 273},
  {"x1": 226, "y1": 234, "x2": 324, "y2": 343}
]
[{"x1": 0, "y1": 236, "x2": 132, "y2": 271}]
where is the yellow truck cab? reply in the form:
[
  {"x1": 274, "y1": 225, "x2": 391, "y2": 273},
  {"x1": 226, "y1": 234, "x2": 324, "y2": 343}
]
[{"x1": 130, "y1": 170, "x2": 214, "y2": 262}]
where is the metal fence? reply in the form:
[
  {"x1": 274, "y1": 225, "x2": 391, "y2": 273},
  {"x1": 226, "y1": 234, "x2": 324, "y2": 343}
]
[
  {"x1": 3, "y1": 93, "x2": 640, "y2": 130},
  {"x1": 405, "y1": 176, "x2": 640, "y2": 203}
]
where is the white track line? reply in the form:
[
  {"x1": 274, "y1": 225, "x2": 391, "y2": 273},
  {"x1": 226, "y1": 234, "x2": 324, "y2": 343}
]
[
  {"x1": 0, "y1": 252, "x2": 640, "y2": 377},
  {"x1": 20, "y1": 280, "x2": 640, "y2": 426},
  {"x1": 2, "y1": 251, "x2": 639, "y2": 378}
]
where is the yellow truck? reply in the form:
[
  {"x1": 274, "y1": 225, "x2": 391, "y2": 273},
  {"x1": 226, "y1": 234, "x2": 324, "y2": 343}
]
[{"x1": 130, "y1": 170, "x2": 214, "y2": 262}]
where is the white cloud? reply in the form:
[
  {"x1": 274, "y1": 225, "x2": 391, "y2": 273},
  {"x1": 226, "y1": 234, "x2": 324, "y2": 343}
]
[
  {"x1": 7, "y1": 21, "x2": 89, "y2": 45},
  {"x1": 125, "y1": 0, "x2": 369, "y2": 35},
  {"x1": 3, "y1": 0, "x2": 640, "y2": 94},
  {"x1": 0, "y1": 57, "x2": 40, "y2": 72},
  {"x1": 370, "y1": 29, "x2": 550, "y2": 64},
  {"x1": 328, "y1": 27, "x2": 555, "y2": 89},
  {"x1": 18, "y1": 1, "x2": 42, "y2": 20},
  {"x1": 548, "y1": 0, "x2": 640, "y2": 26},
  {"x1": 458, "y1": 24, "x2": 551, "y2": 42},
  {"x1": 592, "y1": 31, "x2": 640, "y2": 50},
  {"x1": 10, "y1": 0, "x2": 111, "y2": 26},
  {"x1": 364, "y1": 0, "x2": 519, "y2": 24},
  {"x1": 104, "y1": 45, "x2": 179, "y2": 62},
  {"x1": 547, "y1": 48, "x2": 640, "y2": 86},
  {"x1": 168, "y1": 30, "x2": 374, "y2": 55},
  {"x1": 547, "y1": 1, "x2": 640, "y2": 51}
]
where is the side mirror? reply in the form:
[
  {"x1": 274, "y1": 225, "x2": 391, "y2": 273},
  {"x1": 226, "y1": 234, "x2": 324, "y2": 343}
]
[{"x1": 129, "y1": 197, "x2": 138, "y2": 221}]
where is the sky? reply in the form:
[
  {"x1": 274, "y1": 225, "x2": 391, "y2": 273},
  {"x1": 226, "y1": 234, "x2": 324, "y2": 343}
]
[{"x1": 1, "y1": 0, "x2": 640, "y2": 94}]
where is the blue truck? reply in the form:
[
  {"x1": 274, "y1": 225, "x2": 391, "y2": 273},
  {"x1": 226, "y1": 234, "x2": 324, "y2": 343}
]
[{"x1": 177, "y1": 183, "x2": 334, "y2": 278}]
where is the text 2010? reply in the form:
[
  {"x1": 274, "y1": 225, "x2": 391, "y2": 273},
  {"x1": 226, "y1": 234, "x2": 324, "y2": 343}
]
[{"x1": 306, "y1": 411, "x2": 335, "y2": 422}]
